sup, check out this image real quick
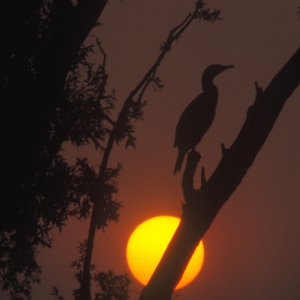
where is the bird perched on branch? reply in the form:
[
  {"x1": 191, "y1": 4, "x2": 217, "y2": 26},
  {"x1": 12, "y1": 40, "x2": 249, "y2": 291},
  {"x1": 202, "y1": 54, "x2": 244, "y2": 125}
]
[{"x1": 173, "y1": 64, "x2": 234, "y2": 174}]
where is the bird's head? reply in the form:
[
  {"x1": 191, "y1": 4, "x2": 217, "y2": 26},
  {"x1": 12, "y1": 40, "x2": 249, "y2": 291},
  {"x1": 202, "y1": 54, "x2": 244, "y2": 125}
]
[{"x1": 202, "y1": 64, "x2": 234, "y2": 90}]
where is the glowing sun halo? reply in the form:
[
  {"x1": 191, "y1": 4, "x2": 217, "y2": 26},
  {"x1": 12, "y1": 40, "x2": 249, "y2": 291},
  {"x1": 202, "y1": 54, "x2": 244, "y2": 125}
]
[{"x1": 126, "y1": 216, "x2": 204, "y2": 290}]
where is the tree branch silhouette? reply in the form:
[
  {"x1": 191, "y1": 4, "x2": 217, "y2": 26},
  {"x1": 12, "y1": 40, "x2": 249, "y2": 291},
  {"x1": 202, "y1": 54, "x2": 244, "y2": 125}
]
[
  {"x1": 81, "y1": 1, "x2": 221, "y2": 299},
  {"x1": 139, "y1": 46, "x2": 300, "y2": 300}
]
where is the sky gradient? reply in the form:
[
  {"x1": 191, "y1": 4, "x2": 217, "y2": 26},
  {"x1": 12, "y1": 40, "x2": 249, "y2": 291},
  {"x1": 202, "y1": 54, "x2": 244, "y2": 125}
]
[{"x1": 2, "y1": 1, "x2": 300, "y2": 299}]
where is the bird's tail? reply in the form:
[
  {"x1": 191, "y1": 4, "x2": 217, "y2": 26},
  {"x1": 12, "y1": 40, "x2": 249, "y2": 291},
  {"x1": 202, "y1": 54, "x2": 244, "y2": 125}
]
[{"x1": 174, "y1": 151, "x2": 185, "y2": 175}]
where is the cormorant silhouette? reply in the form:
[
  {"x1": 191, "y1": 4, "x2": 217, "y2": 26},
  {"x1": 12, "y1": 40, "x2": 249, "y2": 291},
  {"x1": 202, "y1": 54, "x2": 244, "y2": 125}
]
[{"x1": 173, "y1": 64, "x2": 234, "y2": 174}]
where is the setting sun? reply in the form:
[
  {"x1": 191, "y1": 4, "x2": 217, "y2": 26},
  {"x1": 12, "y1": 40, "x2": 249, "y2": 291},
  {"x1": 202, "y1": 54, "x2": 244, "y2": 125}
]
[{"x1": 126, "y1": 216, "x2": 204, "y2": 290}]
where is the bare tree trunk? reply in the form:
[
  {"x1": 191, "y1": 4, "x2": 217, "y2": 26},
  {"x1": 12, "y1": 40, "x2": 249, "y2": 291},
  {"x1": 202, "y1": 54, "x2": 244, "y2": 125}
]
[{"x1": 139, "y1": 46, "x2": 300, "y2": 300}]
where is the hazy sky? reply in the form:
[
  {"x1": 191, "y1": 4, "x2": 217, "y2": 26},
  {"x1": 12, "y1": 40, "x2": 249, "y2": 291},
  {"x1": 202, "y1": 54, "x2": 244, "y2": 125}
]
[{"x1": 3, "y1": 1, "x2": 300, "y2": 299}]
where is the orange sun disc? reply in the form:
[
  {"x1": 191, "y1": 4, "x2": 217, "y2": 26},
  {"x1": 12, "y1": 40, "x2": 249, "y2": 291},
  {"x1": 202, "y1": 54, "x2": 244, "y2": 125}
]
[{"x1": 126, "y1": 215, "x2": 204, "y2": 289}]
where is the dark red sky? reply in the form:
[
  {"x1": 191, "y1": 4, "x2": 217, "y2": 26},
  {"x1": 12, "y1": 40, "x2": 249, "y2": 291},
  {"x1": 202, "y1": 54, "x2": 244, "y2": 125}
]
[{"x1": 3, "y1": 1, "x2": 300, "y2": 299}]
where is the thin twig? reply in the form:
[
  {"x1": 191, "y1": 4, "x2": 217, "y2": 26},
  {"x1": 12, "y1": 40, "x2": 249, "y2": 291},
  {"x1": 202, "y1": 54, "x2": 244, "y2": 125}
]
[
  {"x1": 126, "y1": 0, "x2": 206, "y2": 105},
  {"x1": 136, "y1": 70, "x2": 157, "y2": 104}
]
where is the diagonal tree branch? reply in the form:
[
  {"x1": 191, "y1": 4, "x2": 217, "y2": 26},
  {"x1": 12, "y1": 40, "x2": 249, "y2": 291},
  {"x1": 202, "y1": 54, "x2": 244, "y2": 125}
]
[{"x1": 139, "y1": 46, "x2": 300, "y2": 300}]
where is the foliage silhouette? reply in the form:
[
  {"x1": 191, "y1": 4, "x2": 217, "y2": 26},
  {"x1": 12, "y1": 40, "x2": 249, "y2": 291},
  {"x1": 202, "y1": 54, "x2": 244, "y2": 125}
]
[
  {"x1": 67, "y1": 241, "x2": 130, "y2": 300},
  {"x1": 0, "y1": 0, "x2": 111, "y2": 298}
]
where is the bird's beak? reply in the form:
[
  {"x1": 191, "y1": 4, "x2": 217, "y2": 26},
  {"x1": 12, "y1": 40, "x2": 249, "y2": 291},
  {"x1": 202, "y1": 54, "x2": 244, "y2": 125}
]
[{"x1": 224, "y1": 65, "x2": 234, "y2": 70}]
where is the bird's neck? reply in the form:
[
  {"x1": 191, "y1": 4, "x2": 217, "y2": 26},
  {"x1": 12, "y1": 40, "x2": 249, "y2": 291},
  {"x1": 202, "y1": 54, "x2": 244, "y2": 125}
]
[
  {"x1": 202, "y1": 79, "x2": 217, "y2": 92},
  {"x1": 202, "y1": 80, "x2": 217, "y2": 94}
]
